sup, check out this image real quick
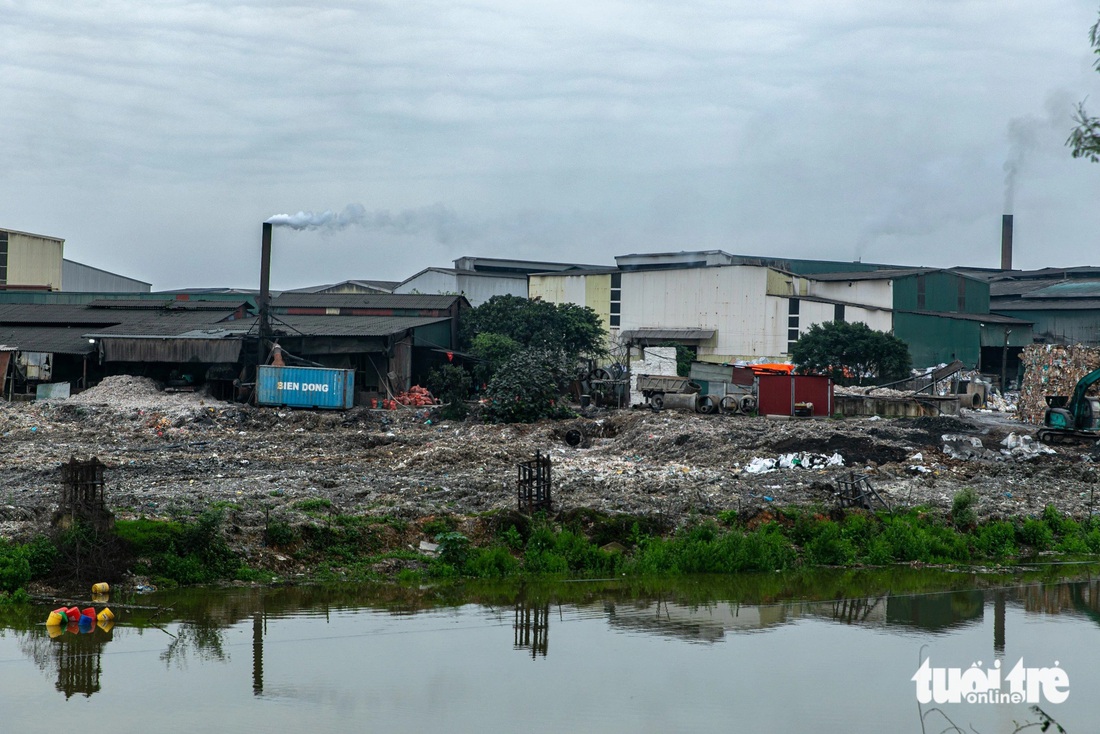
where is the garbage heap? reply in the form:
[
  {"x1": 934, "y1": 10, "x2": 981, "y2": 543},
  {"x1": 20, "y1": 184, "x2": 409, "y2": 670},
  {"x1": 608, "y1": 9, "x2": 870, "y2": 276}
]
[{"x1": 1018, "y1": 344, "x2": 1100, "y2": 425}]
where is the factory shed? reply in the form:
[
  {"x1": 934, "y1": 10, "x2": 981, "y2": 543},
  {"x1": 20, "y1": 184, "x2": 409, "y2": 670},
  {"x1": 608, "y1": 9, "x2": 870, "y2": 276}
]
[
  {"x1": 258, "y1": 295, "x2": 466, "y2": 399},
  {"x1": 0, "y1": 299, "x2": 246, "y2": 395}
]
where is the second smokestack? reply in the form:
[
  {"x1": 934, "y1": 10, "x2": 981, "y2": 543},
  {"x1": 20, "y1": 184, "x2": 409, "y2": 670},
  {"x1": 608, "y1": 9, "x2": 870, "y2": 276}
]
[{"x1": 1001, "y1": 214, "x2": 1013, "y2": 271}]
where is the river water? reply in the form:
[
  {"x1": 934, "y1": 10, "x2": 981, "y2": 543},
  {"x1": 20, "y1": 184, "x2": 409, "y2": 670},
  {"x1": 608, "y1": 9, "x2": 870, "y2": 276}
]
[{"x1": 2, "y1": 567, "x2": 1098, "y2": 733}]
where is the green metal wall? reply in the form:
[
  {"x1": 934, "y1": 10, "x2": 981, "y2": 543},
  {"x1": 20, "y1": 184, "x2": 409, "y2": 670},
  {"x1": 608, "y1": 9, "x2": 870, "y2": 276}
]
[
  {"x1": 412, "y1": 321, "x2": 454, "y2": 349},
  {"x1": 893, "y1": 273, "x2": 989, "y2": 314},
  {"x1": 894, "y1": 312, "x2": 981, "y2": 368}
]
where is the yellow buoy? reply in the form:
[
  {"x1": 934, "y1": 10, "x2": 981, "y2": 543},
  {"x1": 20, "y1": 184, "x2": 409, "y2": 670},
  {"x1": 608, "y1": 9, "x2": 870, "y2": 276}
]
[
  {"x1": 91, "y1": 582, "x2": 110, "y2": 594},
  {"x1": 46, "y1": 610, "x2": 67, "y2": 627},
  {"x1": 96, "y1": 608, "x2": 114, "y2": 624}
]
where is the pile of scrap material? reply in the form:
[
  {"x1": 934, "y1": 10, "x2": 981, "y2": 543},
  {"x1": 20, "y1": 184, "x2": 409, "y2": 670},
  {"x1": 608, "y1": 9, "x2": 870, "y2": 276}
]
[{"x1": 1018, "y1": 344, "x2": 1100, "y2": 425}]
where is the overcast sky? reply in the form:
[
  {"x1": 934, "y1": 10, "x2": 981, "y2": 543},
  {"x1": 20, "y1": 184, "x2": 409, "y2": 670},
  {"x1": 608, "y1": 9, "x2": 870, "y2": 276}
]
[{"x1": 3, "y1": 1, "x2": 1100, "y2": 291}]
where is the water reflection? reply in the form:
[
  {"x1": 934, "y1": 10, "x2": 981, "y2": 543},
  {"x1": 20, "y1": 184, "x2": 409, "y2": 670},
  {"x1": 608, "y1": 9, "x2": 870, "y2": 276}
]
[
  {"x1": 513, "y1": 599, "x2": 550, "y2": 658},
  {"x1": 17, "y1": 618, "x2": 114, "y2": 699},
  {"x1": 10, "y1": 567, "x2": 1100, "y2": 701}
]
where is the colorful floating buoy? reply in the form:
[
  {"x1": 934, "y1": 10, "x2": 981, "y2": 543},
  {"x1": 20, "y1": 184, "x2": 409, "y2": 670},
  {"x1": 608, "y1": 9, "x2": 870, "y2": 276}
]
[
  {"x1": 91, "y1": 582, "x2": 110, "y2": 594},
  {"x1": 45, "y1": 604, "x2": 117, "y2": 632}
]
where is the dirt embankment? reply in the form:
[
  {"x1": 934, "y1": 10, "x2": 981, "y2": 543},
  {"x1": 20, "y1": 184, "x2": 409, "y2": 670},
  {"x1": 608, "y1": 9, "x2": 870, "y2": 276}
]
[{"x1": 1, "y1": 377, "x2": 1098, "y2": 555}]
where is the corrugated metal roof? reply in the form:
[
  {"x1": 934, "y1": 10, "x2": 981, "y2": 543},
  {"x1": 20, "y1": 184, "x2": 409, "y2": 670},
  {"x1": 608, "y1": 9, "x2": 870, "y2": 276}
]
[
  {"x1": 620, "y1": 328, "x2": 716, "y2": 341},
  {"x1": 989, "y1": 280, "x2": 1052, "y2": 297},
  {"x1": 808, "y1": 268, "x2": 939, "y2": 282},
  {"x1": 85, "y1": 309, "x2": 241, "y2": 337},
  {"x1": 239, "y1": 314, "x2": 451, "y2": 337},
  {"x1": 898, "y1": 310, "x2": 1031, "y2": 325},
  {"x1": 284, "y1": 279, "x2": 400, "y2": 293},
  {"x1": 86, "y1": 299, "x2": 244, "y2": 311},
  {"x1": 0, "y1": 326, "x2": 97, "y2": 355},
  {"x1": 1025, "y1": 281, "x2": 1100, "y2": 299},
  {"x1": 992, "y1": 299, "x2": 1100, "y2": 312},
  {"x1": 530, "y1": 267, "x2": 622, "y2": 276},
  {"x1": 272, "y1": 293, "x2": 466, "y2": 310},
  {"x1": 0, "y1": 303, "x2": 122, "y2": 325}
]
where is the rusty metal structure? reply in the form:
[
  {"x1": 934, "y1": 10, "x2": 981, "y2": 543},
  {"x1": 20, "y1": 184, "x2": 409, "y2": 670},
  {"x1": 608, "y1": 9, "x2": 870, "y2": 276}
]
[
  {"x1": 57, "y1": 456, "x2": 111, "y2": 528},
  {"x1": 517, "y1": 451, "x2": 552, "y2": 513},
  {"x1": 835, "y1": 472, "x2": 890, "y2": 512}
]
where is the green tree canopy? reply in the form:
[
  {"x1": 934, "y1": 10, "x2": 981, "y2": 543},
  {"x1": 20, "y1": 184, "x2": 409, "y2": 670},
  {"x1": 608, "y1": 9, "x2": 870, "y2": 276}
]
[
  {"x1": 459, "y1": 295, "x2": 606, "y2": 360},
  {"x1": 1068, "y1": 11, "x2": 1100, "y2": 162},
  {"x1": 790, "y1": 320, "x2": 912, "y2": 386},
  {"x1": 483, "y1": 347, "x2": 576, "y2": 423}
]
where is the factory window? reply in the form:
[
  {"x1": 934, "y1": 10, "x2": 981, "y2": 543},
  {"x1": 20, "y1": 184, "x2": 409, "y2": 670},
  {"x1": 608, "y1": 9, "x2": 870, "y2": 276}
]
[
  {"x1": 787, "y1": 299, "x2": 800, "y2": 353},
  {"x1": 0, "y1": 231, "x2": 8, "y2": 284},
  {"x1": 609, "y1": 272, "x2": 622, "y2": 329},
  {"x1": 834, "y1": 304, "x2": 845, "y2": 322},
  {"x1": 916, "y1": 275, "x2": 926, "y2": 309}
]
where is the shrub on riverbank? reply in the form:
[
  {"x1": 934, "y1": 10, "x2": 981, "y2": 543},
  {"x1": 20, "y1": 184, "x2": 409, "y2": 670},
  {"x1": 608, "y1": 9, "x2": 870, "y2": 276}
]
[{"x1": 7, "y1": 501, "x2": 1100, "y2": 594}]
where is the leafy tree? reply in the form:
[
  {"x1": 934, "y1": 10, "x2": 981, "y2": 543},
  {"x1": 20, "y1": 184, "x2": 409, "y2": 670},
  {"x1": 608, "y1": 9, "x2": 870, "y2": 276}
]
[
  {"x1": 790, "y1": 320, "x2": 912, "y2": 386},
  {"x1": 469, "y1": 332, "x2": 522, "y2": 386},
  {"x1": 483, "y1": 347, "x2": 576, "y2": 423},
  {"x1": 458, "y1": 295, "x2": 608, "y2": 421},
  {"x1": 460, "y1": 295, "x2": 606, "y2": 365},
  {"x1": 426, "y1": 363, "x2": 471, "y2": 420},
  {"x1": 1068, "y1": 11, "x2": 1100, "y2": 162}
]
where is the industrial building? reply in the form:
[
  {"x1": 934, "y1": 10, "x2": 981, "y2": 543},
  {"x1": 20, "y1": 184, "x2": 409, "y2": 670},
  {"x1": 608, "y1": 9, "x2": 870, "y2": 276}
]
[
  {"x1": 0, "y1": 291, "x2": 468, "y2": 403},
  {"x1": 394, "y1": 256, "x2": 603, "y2": 306},
  {"x1": 0, "y1": 228, "x2": 64, "y2": 290},
  {"x1": 530, "y1": 251, "x2": 1031, "y2": 371},
  {"x1": 62, "y1": 260, "x2": 152, "y2": 293}
]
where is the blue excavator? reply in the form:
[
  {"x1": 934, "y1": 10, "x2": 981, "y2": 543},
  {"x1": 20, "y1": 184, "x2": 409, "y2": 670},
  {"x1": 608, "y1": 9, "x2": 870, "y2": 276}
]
[{"x1": 1038, "y1": 368, "x2": 1100, "y2": 444}]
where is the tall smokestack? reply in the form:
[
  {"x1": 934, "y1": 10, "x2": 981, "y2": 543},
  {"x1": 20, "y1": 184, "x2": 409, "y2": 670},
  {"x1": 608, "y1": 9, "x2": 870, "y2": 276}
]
[
  {"x1": 258, "y1": 222, "x2": 273, "y2": 365},
  {"x1": 1000, "y1": 214, "x2": 1013, "y2": 271}
]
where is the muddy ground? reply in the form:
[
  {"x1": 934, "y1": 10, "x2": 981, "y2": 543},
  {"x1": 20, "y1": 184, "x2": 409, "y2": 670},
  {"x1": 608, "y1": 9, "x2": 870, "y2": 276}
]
[{"x1": 1, "y1": 377, "x2": 1098, "y2": 560}]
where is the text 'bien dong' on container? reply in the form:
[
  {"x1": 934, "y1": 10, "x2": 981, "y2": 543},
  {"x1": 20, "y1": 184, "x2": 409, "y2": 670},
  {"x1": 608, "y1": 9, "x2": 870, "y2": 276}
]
[{"x1": 256, "y1": 365, "x2": 355, "y2": 410}]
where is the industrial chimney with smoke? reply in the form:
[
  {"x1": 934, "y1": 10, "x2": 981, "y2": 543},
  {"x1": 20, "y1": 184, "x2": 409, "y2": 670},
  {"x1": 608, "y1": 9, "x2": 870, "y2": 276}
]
[{"x1": 1000, "y1": 214, "x2": 1013, "y2": 271}]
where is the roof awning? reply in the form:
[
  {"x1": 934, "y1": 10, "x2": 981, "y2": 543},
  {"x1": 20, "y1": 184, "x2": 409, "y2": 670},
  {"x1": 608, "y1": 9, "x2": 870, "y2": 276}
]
[{"x1": 619, "y1": 328, "x2": 716, "y2": 343}]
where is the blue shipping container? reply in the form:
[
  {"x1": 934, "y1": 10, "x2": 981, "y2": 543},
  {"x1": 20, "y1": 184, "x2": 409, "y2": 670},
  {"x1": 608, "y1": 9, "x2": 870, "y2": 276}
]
[{"x1": 256, "y1": 365, "x2": 355, "y2": 409}]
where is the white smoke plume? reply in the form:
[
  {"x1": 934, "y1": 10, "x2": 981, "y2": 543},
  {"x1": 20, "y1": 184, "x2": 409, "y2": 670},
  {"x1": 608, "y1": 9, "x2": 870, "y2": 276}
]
[{"x1": 266, "y1": 203, "x2": 473, "y2": 243}]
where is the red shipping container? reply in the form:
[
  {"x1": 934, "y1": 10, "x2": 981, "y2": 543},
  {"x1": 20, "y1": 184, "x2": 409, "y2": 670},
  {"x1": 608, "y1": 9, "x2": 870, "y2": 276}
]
[{"x1": 757, "y1": 375, "x2": 833, "y2": 417}]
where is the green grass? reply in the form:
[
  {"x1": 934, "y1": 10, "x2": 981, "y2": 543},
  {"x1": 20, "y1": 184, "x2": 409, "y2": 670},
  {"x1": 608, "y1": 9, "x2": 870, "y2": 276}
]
[{"x1": 5, "y1": 503, "x2": 1100, "y2": 593}]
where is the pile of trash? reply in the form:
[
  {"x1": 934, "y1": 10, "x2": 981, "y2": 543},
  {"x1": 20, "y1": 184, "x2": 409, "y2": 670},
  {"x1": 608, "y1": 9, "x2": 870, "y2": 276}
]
[
  {"x1": 1000, "y1": 432, "x2": 1055, "y2": 460},
  {"x1": 67, "y1": 375, "x2": 226, "y2": 418},
  {"x1": 985, "y1": 391, "x2": 1017, "y2": 412},
  {"x1": 1018, "y1": 344, "x2": 1100, "y2": 424},
  {"x1": 742, "y1": 452, "x2": 845, "y2": 474},
  {"x1": 941, "y1": 432, "x2": 1054, "y2": 462}
]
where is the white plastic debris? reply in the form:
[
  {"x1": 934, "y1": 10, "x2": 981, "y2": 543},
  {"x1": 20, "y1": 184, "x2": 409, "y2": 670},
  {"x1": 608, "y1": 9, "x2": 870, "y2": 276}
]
[
  {"x1": 744, "y1": 457, "x2": 778, "y2": 474},
  {"x1": 742, "y1": 452, "x2": 844, "y2": 474},
  {"x1": 1000, "y1": 432, "x2": 1055, "y2": 459}
]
